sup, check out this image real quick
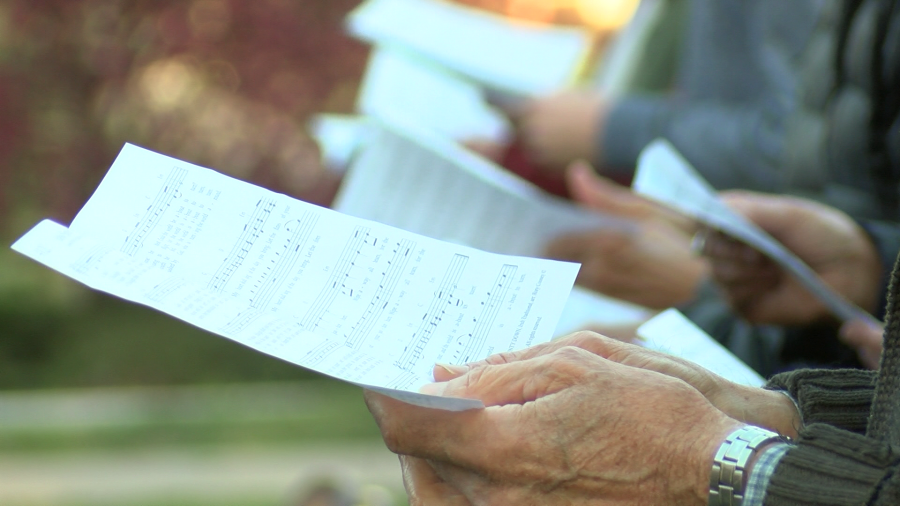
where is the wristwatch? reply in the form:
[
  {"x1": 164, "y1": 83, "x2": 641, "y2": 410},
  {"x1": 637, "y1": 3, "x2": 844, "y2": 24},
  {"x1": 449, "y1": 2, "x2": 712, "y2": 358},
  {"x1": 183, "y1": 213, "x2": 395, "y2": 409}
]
[{"x1": 708, "y1": 425, "x2": 782, "y2": 506}]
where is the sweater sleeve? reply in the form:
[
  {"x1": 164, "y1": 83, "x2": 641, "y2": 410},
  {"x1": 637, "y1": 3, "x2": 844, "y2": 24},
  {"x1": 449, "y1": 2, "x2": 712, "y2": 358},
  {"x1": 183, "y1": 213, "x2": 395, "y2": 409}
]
[
  {"x1": 763, "y1": 423, "x2": 900, "y2": 505},
  {"x1": 860, "y1": 221, "x2": 900, "y2": 319},
  {"x1": 599, "y1": 95, "x2": 788, "y2": 192},
  {"x1": 766, "y1": 369, "x2": 877, "y2": 434}
]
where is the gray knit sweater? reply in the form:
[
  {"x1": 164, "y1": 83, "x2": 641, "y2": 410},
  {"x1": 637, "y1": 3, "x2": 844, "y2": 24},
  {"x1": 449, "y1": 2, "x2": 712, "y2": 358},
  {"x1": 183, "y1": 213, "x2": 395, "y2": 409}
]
[{"x1": 763, "y1": 264, "x2": 900, "y2": 504}]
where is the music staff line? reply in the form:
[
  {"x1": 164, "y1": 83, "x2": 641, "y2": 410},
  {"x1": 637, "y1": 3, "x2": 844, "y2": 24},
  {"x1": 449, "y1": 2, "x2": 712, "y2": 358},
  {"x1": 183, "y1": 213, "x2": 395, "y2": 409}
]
[
  {"x1": 208, "y1": 198, "x2": 277, "y2": 292},
  {"x1": 459, "y1": 264, "x2": 517, "y2": 363},
  {"x1": 122, "y1": 167, "x2": 187, "y2": 256},
  {"x1": 344, "y1": 238, "x2": 416, "y2": 350},
  {"x1": 220, "y1": 211, "x2": 318, "y2": 334},
  {"x1": 395, "y1": 253, "x2": 469, "y2": 371},
  {"x1": 299, "y1": 226, "x2": 371, "y2": 331}
]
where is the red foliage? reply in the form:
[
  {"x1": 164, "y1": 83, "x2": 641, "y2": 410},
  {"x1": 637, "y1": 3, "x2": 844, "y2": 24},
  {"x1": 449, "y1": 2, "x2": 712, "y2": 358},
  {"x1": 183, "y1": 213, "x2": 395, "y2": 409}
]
[{"x1": 0, "y1": 0, "x2": 368, "y2": 234}]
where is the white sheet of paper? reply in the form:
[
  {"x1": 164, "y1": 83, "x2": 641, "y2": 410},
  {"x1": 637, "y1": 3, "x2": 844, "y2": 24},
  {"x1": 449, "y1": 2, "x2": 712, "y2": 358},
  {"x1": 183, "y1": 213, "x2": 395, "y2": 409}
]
[
  {"x1": 13, "y1": 144, "x2": 581, "y2": 411},
  {"x1": 637, "y1": 309, "x2": 765, "y2": 387},
  {"x1": 334, "y1": 117, "x2": 632, "y2": 258},
  {"x1": 633, "y1": 140, "x2": 877, "y2": 324},
  {"x1": 346, "y1": 0, "x2": 591, "y2": 97},
  {"x1": 309, "y1": 114, "x2": 372, "y2": 170},
  {"x1": 357, "y1": 48, "x2": 510, "y2": 143},
  {"x1": 552, "y1": 286, "x2": 651, "y2": 337}
]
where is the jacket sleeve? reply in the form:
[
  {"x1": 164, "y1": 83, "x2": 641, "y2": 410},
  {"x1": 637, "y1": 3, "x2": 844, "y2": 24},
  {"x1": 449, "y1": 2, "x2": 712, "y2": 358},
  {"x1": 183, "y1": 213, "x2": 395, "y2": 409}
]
[
  {"x1": 766, "y1": 369, "x2": 877, "y2": 434},
  {"x1": 763, "y1": 423, "x2": 900, "y2": 505},
  {"x1": 860, "y1": 221, "x2": 900, "y2": 319},
  {"x1": 599, "y1": 95, "x2": 788, "y2": 192}
]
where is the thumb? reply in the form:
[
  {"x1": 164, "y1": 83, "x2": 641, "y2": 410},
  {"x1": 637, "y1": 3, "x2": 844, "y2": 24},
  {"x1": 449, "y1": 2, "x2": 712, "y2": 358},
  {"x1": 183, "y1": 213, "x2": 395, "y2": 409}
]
[
  {"x1": 566, "y1": 160, "x2": 651, "y2": 220},
  {"x1": 840, "y1": 319, "x2": 885, "y2": 350}
]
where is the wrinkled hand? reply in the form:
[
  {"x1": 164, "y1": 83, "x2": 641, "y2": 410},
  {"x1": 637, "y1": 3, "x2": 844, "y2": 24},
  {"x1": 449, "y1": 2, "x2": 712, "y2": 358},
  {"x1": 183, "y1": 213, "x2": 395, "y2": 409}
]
[
  {"x1": 447, "y1": 332, "x2": 801, "y2": 439},
  {"x1": 509, "y1": 91, "x2": 608, "y2": 171},
  {"x1": 546, "y1": 162, "x2": 707, "y2": 308},
  {"x1": 702, "y1": 192, "x2": 882, "y2": 326},
  {"x1": 399, "y1": 455, "x2": 472, "y2": 506},
  {"x1": 366, "y1": 343, "x2": 743, "y2": 506}
]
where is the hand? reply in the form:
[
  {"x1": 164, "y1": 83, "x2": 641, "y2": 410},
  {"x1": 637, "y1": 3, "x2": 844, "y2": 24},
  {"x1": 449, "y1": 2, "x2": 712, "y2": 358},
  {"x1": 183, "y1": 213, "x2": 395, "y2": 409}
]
[
  {"x1": 448, "y1": 331, "x2": 801, "y2": 439},
  {"x1": 460, "y1": 138, "x2": 507, "y2": 163},
  {"x1": 545, "y1": 162, "x2": 707, "y2": 308},
  {"x1": 366, "y1": 345, "x2": 743, "y2": 506},
  {"x1": 840, "y1": 320, "x2": 885, "y2": 370},
  {"x1": 399, "y1": 455, "x2": 472, "y2": 506},
  {"x1": 702, "y1": 192, "x2": 883, "y2": 326},
  {"x1": 509, "y1": 91, "x2": 608, "y2": 171}
]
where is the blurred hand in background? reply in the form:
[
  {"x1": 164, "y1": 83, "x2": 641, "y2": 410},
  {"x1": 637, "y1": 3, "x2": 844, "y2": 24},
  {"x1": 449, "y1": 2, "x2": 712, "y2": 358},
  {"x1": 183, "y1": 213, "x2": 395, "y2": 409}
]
[
  {"x1": 506, "y1": 90, "x2": 609, "y2": 172},
  {"x1": 702, "y1": 192, "x2": 883, "y2": 326},
  {"x1": 546, "y1": 161, "x2": 707, "y2": 309}
]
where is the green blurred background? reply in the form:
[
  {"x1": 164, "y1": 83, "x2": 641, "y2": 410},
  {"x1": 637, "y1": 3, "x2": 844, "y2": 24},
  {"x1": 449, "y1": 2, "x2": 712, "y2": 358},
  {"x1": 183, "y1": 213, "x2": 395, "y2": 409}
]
[{"x1": 0, "y1": 1, "x2": 632, "y2": 504}]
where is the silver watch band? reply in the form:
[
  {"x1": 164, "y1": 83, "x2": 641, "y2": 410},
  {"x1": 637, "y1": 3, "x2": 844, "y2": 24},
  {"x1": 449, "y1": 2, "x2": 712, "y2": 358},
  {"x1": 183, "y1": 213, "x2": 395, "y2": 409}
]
[{"x1": 708, "y1": 426, "x2": 781, "y2": 506}]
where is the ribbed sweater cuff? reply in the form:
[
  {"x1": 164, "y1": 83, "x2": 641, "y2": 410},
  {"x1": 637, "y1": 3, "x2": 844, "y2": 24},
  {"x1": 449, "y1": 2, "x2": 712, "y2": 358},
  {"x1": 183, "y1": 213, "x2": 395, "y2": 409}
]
[
  {"x1": 600, "y1": 94, "x2": 673, "y2": 178},
  {"x1": 766, "y1": 369, "x2": 877, "y2": 434},
  {"x1": 765, "y1": 424, "x2": 899, "y2": 505}
]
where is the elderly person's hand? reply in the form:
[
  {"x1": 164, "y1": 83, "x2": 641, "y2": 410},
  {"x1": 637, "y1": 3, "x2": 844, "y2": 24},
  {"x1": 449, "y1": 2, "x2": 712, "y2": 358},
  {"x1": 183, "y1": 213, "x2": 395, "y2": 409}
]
[
  {"x1": 508, "y1": 90, "x2": 609, "y2": 171},
  {"x1": 545, "y1": 162, "x2": 707, "y2": 308},
  {"x1": 366, "y1": 341, "x2": 745, "y2": 505},
  {"x1": 701, "y1": 192, "x2": 883, "y2": 327},
  {"x1": 452, "y1": 332, "x2": 801, "y2": 438}
]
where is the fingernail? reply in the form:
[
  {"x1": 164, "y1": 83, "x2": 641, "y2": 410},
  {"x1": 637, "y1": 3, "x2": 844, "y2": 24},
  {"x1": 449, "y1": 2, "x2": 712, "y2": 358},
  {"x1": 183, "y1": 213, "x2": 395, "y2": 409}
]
[
  {"x1": 419, "y1": 382, "x2": 448, "y2": 396},
  {"x1": 436, "y1": 363, "x2": 469, "y2": 375}
]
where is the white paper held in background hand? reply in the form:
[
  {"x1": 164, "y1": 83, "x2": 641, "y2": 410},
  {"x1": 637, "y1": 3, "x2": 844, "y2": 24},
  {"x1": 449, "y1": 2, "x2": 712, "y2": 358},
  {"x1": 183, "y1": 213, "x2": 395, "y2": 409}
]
[
  {"x1": 637, "y1": 309, "x2": 765, "y2": 387},
  {"x1": 633, "y1": 139, "x2": 878, "y2": 325}
]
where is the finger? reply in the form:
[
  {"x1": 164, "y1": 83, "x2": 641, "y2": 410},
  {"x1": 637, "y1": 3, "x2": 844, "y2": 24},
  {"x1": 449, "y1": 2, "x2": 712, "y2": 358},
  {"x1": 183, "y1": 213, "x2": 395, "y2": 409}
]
[
  {"x1": 401, "y1": 456, "x2": 472, "y2": 506},
  {"x1": 719, "y1": 191, "x2": 807, "y2": 243},
  {"x1": 702, "y1": 230, "x2": 766, "y2": 264},
  {"x1": 422, "y1": 349, "x2": 587, "y2": 405},
  {"x1": 566, "y1": 160, "x2": 646, "y2": 217},
  {"x1": 463, "y1": 331, "x2": 631, "y2": 370},
  {"x1": 430, "y1": 460, "x2": 509, "y2": 506},
  {"x1": 739, "y1": 287, "x2": 824, "y2": 325},
  {"x1": 434, "y1": 363, "x2": 470, "y2": 382},
  {"x1": 711, "y1": 258, "x2": 779, "y2": 284},
  {"x1": 544, "y1": 228, "x2": 628, "y2": 261},
  {"x1": 461, "y1": 139, "x2": 506, "y2": 162},
  {"x1": 839, "y1": 319, "x2": 885, "y2": 349},
  {"x1": 364, "y1": 389, "x2": 520, "y2": 471},
  {"x1": 544, "y1": 232, "x2": 593, "y2": 261}
]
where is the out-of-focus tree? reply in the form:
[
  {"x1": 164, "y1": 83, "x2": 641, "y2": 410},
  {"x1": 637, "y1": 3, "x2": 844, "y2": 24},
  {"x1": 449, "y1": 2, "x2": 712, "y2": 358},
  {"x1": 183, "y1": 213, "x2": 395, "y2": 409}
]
[
  {"x1": 0, "y1": 0, "x2": 634, "y2": 239},
  {"x1": 0, "y1": 0, "x2": 367, "y2": 238}
]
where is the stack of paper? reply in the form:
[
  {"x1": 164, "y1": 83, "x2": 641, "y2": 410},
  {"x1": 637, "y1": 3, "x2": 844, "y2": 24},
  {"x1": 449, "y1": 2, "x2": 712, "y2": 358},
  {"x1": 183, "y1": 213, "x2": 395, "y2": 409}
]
[
  {"x1": 356, "y1": 48, "x2": 511, "y2": 143},
  {"x1": 347, "y1": 0, "x2": 592, "y2": 97},
  {"x1": 335, "y1": 116, "x2": 651, "y2": 332}
]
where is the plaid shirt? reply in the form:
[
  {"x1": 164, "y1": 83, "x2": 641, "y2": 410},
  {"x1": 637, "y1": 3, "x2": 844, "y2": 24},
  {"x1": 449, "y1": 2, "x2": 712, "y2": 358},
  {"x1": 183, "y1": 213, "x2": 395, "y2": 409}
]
[{"x1": 743, "y1": 443, "x2": 790, "y2": 505}]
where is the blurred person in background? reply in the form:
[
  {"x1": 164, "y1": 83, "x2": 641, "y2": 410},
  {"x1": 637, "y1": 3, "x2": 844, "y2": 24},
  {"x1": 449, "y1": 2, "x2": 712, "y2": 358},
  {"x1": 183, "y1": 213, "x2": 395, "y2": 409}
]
[
  {"x1": 537, "y1": 0, "x2": 900, "y2": 377},
  {"x1": 362, "y1": 5, "x2": 900, "y2": 501},
  {"x1": 485, "y1": 0, "x2": 826, "y2": 310}
]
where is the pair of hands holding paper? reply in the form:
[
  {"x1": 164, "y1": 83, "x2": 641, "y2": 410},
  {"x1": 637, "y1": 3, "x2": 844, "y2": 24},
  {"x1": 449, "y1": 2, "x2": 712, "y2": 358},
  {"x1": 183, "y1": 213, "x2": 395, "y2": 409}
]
[
  {"x1": 366, "y1": 184, "x2": 885, "y2": 505},
  {"x1": 366, "y1": 332, "x2": 802, "y2": 506},
  {"x1": 697, "y1": 192, "x2": 885, "y2": 368}
]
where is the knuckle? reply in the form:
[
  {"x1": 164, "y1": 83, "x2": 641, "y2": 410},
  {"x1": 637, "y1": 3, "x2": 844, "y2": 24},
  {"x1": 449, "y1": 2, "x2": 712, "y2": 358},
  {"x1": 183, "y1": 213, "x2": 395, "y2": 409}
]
[
  {"x1": 568, "y1": 330, "x2": 603, "y2": 350},
  {"x1": 381, "y1": 428, "x2": 403, "y2": 453},
  {"x1": 462, "y1": 364, "x2": 490, "y2": 394}
]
